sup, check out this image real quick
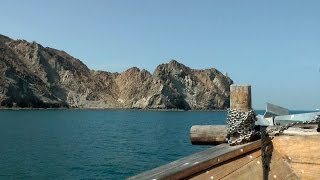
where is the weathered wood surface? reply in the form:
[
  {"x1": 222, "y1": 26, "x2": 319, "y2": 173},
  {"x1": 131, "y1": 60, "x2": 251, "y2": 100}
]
[
  {"x1": 127, "y1": 140, "x2": 261, "y2": 180},
  {"x1": 191, "y1": 149, "x2": 299, "y2": 180},
  {"x1": 221, "y1": 149, "x2": 299, "y2": 180},
  {"x1": 268, "y1": 124, "x2": 319, "y2": 136},
  {"x1": 190, "y1": 149, "x2": 262, "y2": 180},
  {"x1": 291, "y1": 163, "x2": 320, "y2": 180},
  {"x1": 190, "y1": 124, "x2": 319, "y2": 145},
  {"x1": 190, "y1": 125, "x2": 227, "y2": 145},
  {"x1": 130, "y1": 129, "x2": 320, "y2": 179},
  {"x1": 272, "y1": 135, "x2": 320, "y2": 180},
  {"x1": 230, "y1": 85, "x2": 251, "y2": 112}
]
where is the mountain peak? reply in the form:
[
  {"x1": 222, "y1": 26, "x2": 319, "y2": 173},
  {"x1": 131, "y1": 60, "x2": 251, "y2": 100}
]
[
  {"x1": 0, "y1": 34, "x2": 233, "y2": 110},
  {"x1": 168, "y1": 59, "x2": 186, "y2": 68},
  {"x1": 0, "y1": 34, "x2": 12, "y2": 42},
  {"x1": 169, "y1": 59, "x2": 180, "y2": 64}
]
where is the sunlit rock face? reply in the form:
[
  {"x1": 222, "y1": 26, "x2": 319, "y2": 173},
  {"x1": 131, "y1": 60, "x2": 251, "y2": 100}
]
[{"x1": 0, "y1": 34, "x2": 233, "y2": 109}]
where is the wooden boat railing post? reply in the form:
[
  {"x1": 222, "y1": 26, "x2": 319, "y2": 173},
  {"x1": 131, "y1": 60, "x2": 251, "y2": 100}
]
[
  {"x1": 190, "y1": 84, "x2": 252, "y2": 145},
  {"x1": 229, "y1": 84, "x2": 251, "y2": 112}
]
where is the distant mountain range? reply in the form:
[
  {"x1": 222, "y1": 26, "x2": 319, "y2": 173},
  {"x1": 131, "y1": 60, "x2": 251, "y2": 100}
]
[{"x1": 0, "y1": 34, "x2": 233, "y2": 110}]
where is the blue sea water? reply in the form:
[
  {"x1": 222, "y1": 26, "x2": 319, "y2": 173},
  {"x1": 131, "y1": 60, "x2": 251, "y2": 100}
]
[
  {"x1": 0, "y1": 109, "x2": 311, "y2": 179},
  {"x1": 0, "y1": 110, "x2": 227, "y2": 179}
]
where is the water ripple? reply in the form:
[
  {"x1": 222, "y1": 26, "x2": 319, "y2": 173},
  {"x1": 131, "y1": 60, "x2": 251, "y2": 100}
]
[{"x1": 0, "y1": 110, "x2": 227, "y2": 179}]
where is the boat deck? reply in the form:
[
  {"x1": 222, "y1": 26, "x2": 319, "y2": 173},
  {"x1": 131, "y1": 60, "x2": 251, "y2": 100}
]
[{"x1": 128, "y1": 124, "x2": 320, "y2": 180}]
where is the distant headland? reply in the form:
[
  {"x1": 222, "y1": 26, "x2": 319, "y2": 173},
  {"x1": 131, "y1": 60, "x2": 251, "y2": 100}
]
[{"x1": 0, "y1": 34, "x2": 233, "y2": 110}]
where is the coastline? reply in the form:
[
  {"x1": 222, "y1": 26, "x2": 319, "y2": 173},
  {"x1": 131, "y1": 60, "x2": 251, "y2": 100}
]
[
  {"x1": 0, "y1": 107, "x2": 228, "y2": 112},
  {"x1": 0, "y1": 107, "x2": 316, "y2": 112}
]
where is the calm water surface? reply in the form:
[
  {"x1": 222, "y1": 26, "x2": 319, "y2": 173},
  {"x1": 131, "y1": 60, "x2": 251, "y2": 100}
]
[{"x1": 0, "y1": 110, "x2": 229, "y2": 179}]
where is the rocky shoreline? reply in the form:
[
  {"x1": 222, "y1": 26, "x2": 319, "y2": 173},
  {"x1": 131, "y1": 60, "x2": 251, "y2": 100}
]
[
  {"x1": 0, "y1": 34, "x2": 233, "y2": 110},
  {"x1": 0, "y1": 106, "x2": 228, "y2": 112}
]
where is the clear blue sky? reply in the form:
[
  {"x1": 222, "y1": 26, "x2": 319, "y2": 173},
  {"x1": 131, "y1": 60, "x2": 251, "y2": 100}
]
[{"x1": 1, "y1": 0, "x2": 319, "y2": 110}]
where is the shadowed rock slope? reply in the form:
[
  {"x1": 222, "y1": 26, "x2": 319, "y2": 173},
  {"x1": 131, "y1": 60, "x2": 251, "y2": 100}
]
[{"x1": 0, "y1": 34, "x2": 233, "y2": 109}]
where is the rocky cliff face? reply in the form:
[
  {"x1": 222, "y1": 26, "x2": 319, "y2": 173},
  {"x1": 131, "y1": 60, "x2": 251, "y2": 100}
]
[{"x1": 0, "y1": 34, "x2": 233, "y2": 109}]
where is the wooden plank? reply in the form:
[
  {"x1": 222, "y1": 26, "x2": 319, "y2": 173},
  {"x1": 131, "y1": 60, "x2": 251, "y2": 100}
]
[
  {"x1": 290, "y1": 163, "x2": 320, "y2": 180},
  {"x1": 276, "y1": 125, "x2": 319, "y2": 136},
  {"x1": 272, "y1": 135, "x2": 320, "y2": 164},
  {"x1": 283, "y1": 172, "x2": 302, "y2": 180},
  {"x1": 190, "y1": 149, "x2": 261, "y2": 180},
  {"x1": 128, "y1": 140, "x2": 261, "y2": 180},
  {"x1": 128, "y1": 144, "x2": 229, "y2": 180},
  {"x1": 267, "y1": 124, "x2": 318, "y2": 136},
  {"x1": 221, "y1": 149, "x2": 299, "y2": 180},
  {"x1": 190, "y1": 125, "x2": 227, "y2": 145},
  {"x1": 272, "y1": 135, "x2": 320, "y2": 180}
]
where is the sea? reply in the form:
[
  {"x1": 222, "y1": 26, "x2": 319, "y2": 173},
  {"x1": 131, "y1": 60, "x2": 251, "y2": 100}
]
[{"x1": 0, "y1": 109, "x2": 309, "y2": 179}]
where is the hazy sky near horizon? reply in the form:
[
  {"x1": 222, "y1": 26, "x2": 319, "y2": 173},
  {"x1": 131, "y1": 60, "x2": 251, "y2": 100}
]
[{"x1": 1, "y1": 0, "x2": 320, "y2": 110}]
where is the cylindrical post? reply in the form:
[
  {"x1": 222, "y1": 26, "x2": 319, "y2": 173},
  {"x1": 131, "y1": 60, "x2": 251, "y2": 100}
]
[
  {"x1": 230, "y1": 84, "x2": 251, "y2": 112},
  {"x1": 227, "y1": 84, "x2": 256, "y2": 146},
  {"x1": 190, "y1": 125, "x2": 227, "y2": 145},
  {"x1": 190, "y1": 84, "x2": 254, "y2": 145}
]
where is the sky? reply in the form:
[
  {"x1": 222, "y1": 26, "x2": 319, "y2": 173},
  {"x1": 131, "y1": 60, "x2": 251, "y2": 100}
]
[{"x1": 1, "y1": 0, "x2": 319, "y2": 110}]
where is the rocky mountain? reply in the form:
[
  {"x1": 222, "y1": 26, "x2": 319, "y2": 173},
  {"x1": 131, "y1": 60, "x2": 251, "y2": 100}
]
[{"x1": 0, "y1": 34, "x2": 233, "y2": 110}]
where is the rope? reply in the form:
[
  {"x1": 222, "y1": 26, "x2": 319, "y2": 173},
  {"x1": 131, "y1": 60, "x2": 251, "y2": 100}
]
[{"x1": 260, "y1": 126, "x2": 272, "y2": 180}]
